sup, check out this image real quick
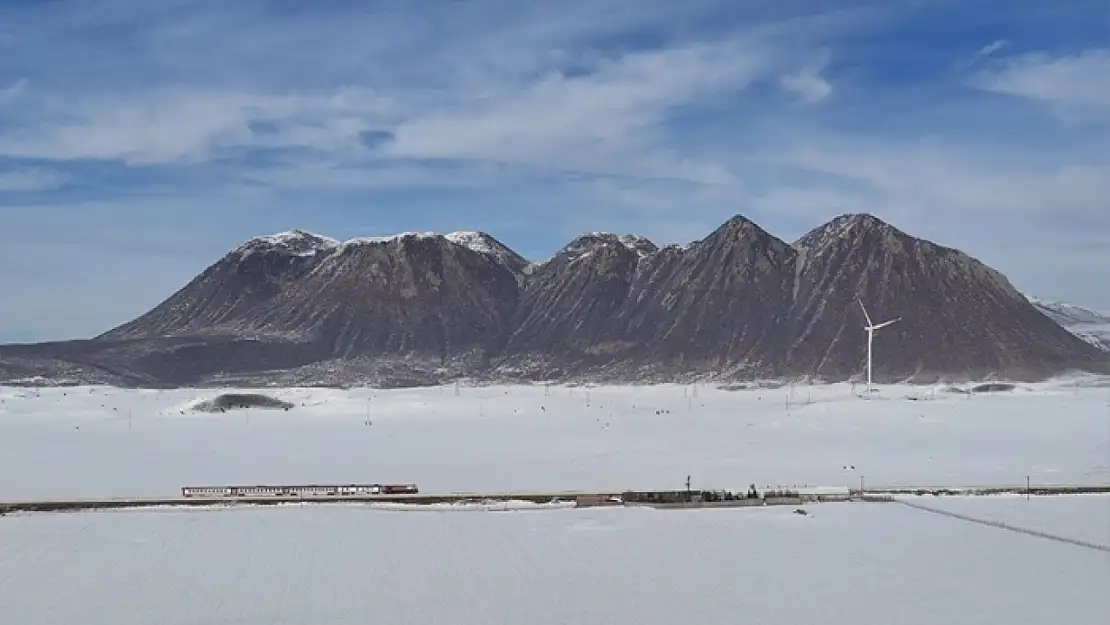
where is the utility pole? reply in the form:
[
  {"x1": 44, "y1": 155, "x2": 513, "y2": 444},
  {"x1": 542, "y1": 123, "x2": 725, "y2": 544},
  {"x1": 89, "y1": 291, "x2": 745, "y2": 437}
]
[
  {"x1": 860, "y1": 475, "x2": 865, "y2": 498},
  {"x1": 1026, "y1": 475, "x2": 1030, "y2": 500}
]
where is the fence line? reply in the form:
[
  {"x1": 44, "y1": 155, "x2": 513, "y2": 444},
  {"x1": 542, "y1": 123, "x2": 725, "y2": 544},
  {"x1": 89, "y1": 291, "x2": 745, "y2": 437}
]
[{"x1": 895, "y1": 499, "x2": 1110, "y2": 554}]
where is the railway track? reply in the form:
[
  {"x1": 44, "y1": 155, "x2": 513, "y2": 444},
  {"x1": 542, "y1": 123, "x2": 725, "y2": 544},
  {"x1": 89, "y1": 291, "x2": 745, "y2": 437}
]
[
  {"x1": 853, "y1": 483, "x2": 1110, "y2": 496},
  {"x1": 2, "y1": 483, "x2": 1107, "y2": 515},
  {"x1": 0, "y1": 491, "x2": 619, "y2": 514}
]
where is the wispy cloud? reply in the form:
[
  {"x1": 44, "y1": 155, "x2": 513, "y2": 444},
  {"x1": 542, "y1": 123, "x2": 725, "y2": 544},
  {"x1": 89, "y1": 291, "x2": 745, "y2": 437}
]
[
  {"x1": 0, "y1": 78, "x2": 27, "y2": 104},
  {"x1": 768, "y1": 140, "x2": 1110, "y2": 226},
  {"x1": 752, "y1": 135, "x2": 1110, "y2": 300},
  {"x1": 0, "y1": 0, "x2": 869, "y2": 181},
  {"x1": 0, "y1": 167, "x2": 69, "y2": 191},
  {"x1": 977, "y1": 39, "x2": 1009, "y2": 58},
  {"x1": 385, "y1": 39, "x2": 770, "y2": 182},
  {"x1": 973, "y1": 48, "x2": 1110, "y2": 112},
  {"x1": 0, "y1": 88, "x2": 395, "y2": 164},
  {"x1": 778, "y1": 53, "x2": 833, "y2": 105}
]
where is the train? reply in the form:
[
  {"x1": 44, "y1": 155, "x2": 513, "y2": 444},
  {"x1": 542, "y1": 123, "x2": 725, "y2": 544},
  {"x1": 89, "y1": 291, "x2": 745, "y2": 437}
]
[{"x1": 180, "y1": 483, "x2": 419, "y2": 498}]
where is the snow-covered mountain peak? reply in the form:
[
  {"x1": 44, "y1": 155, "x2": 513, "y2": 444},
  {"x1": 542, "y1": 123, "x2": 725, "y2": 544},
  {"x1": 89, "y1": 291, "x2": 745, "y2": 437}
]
[
  {"x1": 443, "y1": 231, "x2": 514, "y2": 259},
  {"x1": 560, "y1": 232, "x2": 658, "y2": 259},
  {"x1": 617, "y1": 234, "x2": 658, "y2": 257},
  {"x1": 1026, "y1": 294, "x2": 1110, "y2": 351},
  {"x1": 1026, "y1": 295, "x2": 1110, "y2": 325},
  {"x1": 241, "y1": 229, "x2": 529, "y2": 274},
  {"x1": 340, "y1": 232, "x2": 440, "y2": 247},
  {"x1": 239, "y1": 230, "x2": 340, "y2": 257},
  {"x1": 444, "y1": 231, "x2": 530, "y2": 273},
  {"x1": 792, "y1": 213, "x2": 903, "y2": 252},
  {"x1": 443, "y1": 230, "x2": 492, "y2": 250}
]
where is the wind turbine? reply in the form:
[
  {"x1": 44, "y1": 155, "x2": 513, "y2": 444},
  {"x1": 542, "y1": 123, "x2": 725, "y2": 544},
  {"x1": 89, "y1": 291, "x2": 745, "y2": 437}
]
[{"x1": 859, "y1": 299, "x2": 900, "y2": 396}]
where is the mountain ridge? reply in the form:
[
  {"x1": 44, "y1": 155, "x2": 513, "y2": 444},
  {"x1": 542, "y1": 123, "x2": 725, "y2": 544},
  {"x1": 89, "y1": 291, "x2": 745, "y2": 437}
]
[{"x1": 2, "y1": 212, "x2": 1106, "y2": 387}]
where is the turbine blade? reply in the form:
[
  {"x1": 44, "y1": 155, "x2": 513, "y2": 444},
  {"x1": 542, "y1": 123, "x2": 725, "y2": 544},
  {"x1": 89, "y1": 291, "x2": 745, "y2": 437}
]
[
  {"x1": 858, "y1": 299, "x2": 873, "y2": 326},
  {"x1": 872, "y1": 317, "x2": 901, "y2": 330}
]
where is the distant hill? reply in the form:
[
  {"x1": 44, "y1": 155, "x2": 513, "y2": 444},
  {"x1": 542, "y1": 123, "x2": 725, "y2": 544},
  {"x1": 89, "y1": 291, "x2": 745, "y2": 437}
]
[
  {"x1": 1, "y1": 215, "x2": 1105, "y2": 387},
  {"x1": 1027, "y1": 296, "x2": 1110, "y2": 352}
]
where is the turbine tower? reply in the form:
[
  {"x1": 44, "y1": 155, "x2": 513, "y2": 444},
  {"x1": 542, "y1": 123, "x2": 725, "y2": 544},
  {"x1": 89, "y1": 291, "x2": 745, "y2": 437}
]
[{"x1": 859, "y1": 299, "x2": 901, "y2": 396}]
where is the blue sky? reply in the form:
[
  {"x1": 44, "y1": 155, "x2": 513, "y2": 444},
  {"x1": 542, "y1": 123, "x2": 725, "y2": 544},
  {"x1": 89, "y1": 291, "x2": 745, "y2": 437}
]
[{"x1": 1, "y1": 0, "x2": 1108, "y2": 342}]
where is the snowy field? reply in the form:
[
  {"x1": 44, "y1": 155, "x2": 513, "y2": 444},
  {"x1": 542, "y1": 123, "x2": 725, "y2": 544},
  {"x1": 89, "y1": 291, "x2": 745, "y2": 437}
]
[
  {"x1": 1, "y1": 378, "x2": 1109, "y2": 499},
  {"x1": 3, "y1": 379, "x2": 1109, "y2": 624},
  {"x1": 2, "y1": 499, "x2": 1107, "y2": 625}
]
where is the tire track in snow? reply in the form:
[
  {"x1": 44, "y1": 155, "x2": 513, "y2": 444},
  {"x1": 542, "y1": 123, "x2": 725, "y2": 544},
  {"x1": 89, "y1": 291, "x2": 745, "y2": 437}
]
[{"x1": 895, "y1": 499, "x2": 1110, "y2": 554}]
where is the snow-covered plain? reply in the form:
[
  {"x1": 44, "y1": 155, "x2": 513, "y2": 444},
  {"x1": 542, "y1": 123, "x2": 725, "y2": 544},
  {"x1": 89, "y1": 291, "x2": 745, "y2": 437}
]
[
  {"x1": 3, "y1": 379, "x2": 1109, "y2": 624},
  {"x1": 2, "y1": 500, "x2": 1107, "y2": 625},
  {"x1": 1, "y1": 378, "x2": 1109, "y2": 499}
]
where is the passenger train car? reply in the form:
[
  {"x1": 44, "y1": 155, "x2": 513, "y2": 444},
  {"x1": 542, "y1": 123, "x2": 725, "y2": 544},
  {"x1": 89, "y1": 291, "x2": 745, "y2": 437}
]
[{"x1": 180, "y1": 483, "x2": 419, "y2": 498}]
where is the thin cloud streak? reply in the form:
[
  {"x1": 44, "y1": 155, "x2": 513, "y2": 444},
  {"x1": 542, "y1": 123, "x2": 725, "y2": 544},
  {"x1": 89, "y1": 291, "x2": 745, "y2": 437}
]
[
  {"x1": 973, "y1": 48, "x2": 1110, "y2": 111},
  {"x1": 778, "y1": 52, "x2": 833, "y2": 105},
  {"x1": 0, "y1": 167, "x2": 70, "y2": 191}
]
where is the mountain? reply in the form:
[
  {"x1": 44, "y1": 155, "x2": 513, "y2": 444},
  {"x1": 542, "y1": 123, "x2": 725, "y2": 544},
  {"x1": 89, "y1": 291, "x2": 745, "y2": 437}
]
[
  {"x1": 783, "y1": 214, "x2": 1102, "y2": 380},
  {"x1": 1027, "y1": 296, "x2": 1110, "y2": 352},
  {"x1": 505, "y1": 233, "x2": 653, "y2": 371},
  {"x1": 94, "y1": 231, "x2": 523, "y2": 383},
  {"x1": 102, "y1": 230, "x2": 339, "y2": 340},
  {"x1": 611, "y1": 216, "x2": 799, "y2": 376},
  {"x1": 503, "y1": 218, "x2": 800, "y2": 380},
  {"x1": 2, "y1": 214, "x2": 1106, "y2": 387}
]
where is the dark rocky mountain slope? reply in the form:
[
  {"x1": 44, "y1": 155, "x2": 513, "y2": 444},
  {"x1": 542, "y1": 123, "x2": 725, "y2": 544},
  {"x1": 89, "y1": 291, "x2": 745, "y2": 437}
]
[
  {"x1": 1, "y1": 215, "x2": 1105, "y2": 387},
  {"x1": 783, "y1": 215, "x2": 1101, "y2": 381},
  {"x1": 101, "y1": 230, "x2": 339, "y2": 340},
  {"x1": 501, "y1": 219, "x2": 800, "y2": 380},
  {"x1": 506, "y1": 233, "x2": 655, "y2": 368},
  {"x1": 607, "y1": 216, "x2": 799, "y2": 377}
]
